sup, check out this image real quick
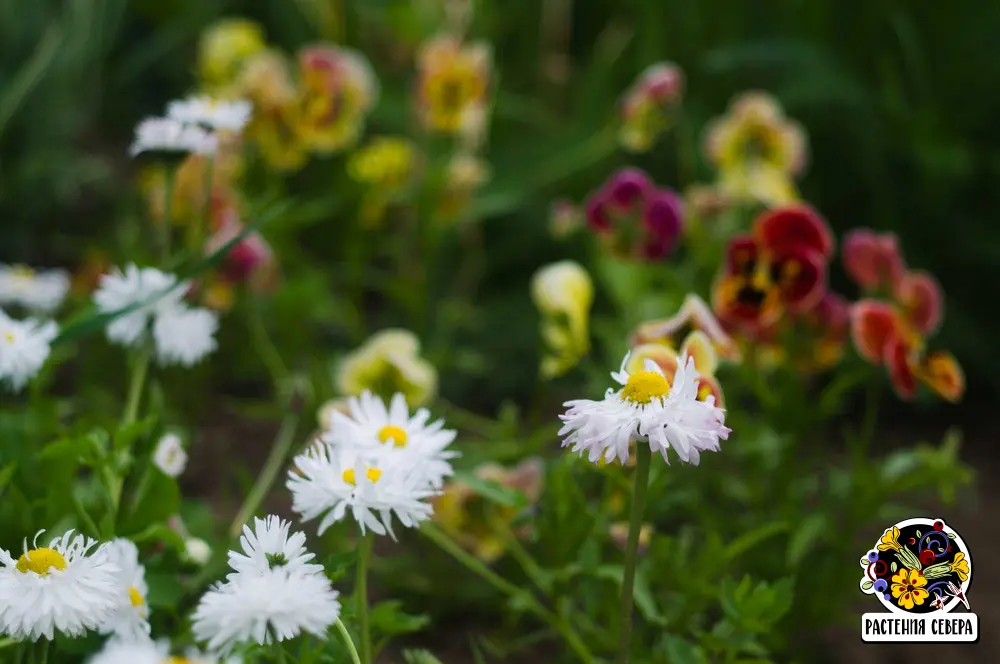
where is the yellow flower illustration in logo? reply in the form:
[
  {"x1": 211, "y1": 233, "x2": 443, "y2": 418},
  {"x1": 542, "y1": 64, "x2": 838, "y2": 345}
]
[
  {"x1": 950, "y1": 552, "x2": 970, "y2": 582},
  {"x1": 877, "y1": 526, "x2": 902, "y2": 552},
  {"x1": 890, "y1": 568, "x2": 929, "y2": 610}
]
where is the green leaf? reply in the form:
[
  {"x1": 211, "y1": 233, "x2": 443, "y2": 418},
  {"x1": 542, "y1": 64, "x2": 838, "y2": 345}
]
[
  {"x1": 633, "y1": 565, "x2": 666, "y2": 625},
  {"x1": 369, "y1": 600, "x2": 430, "y2": 638},
  {"x1": 146, "y1": 570, "x2": 184, "y2": 609},
  {"x1": 113, "y1": 416, "x2": 156, "y2": 453},
  {"x1": 126, "y1": 523, "x2": 186, "y2": 552},
  {"x1": 724, "y1": 521, "x2": 789, "y2": 562},
  {"x1": 0, "y1": 462, "x2": 18, "y2": 497},
  {"x1": 452, "y1": 470, "x2": 527, "y2": 509},
  {"x1": 658, "y1": 635, "x2": 709, "y2": 664},
  {"x1": 787, "y1": 513, "x2": 827, "y2": 567},
  {"x1": 891, "y1": 561, "x2": 898, "y2": 572},
  {"x1": 862, "y1": 580, "x2": 874, "y2": 591}
]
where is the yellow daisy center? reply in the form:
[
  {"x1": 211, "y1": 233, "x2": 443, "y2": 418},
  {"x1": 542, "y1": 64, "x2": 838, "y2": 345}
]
[
  {"x1": 621, "y1": 371, "x2": 670, "y2": 405},
  {"x1": 167, "y1": 658, "x2": 191, "y2": 664},
  {"x1": 11, "y1": 265, "x2": 35, "y2": 280},
  {"x1": 378, "y1": 425, "x2": 408, "y2": 447},
  {"x1": 16, "y1": 547, "x2": 67, "y2": 576},
  {"x1": 342, "y1": 467, "x2": 383, "y2": 486},
  {"x1": 129, "y1": 586, "x2": 145, "y2": 607},
  {"x1": 3, "y1": 332, "x2": 14, "y2": 344}
]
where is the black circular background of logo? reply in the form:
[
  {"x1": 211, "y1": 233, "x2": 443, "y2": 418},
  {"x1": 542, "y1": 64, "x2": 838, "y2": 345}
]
[{"x1": 869, "y1": 519, "x2": 970, "y2": 614}]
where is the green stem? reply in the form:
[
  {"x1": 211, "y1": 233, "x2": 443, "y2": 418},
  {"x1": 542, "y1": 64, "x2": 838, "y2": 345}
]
[
  {"x1": 617, "y1": 443, "x2": 651, "y2": 664},
  {"x1": 356, "y1": 530, "x2": 374, "y2": 664},
  {"x1": 335, "y1": 618, "x2": 363, "y2": 664},
  {"x1": 273, "y1": 642, "x2": 287, "y2": 664},
  {"x1": 37, "y1": 640, "x2": 48, "y2": 664},
  {"x1": 247, "y1": 300, "x2": 290, "y2": 388},
  {"x1": 421, "y1": 523, "x2": 598, "y2": 664},
  {"x1": 161, "y1": 163, "x2": 176, "y2": 263},
  {"x1": 122, "y1": 346, "x2": 152, "y2": 426},
  {"x1": 189, "y1": 155, "x2": 215, "y2": 251},
  {"x1": 229, "y1": 412, "x2": 299, "y2": 538}
]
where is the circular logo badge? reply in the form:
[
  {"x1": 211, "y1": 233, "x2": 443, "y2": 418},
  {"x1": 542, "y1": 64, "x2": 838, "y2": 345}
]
[{"x1": 859, "y1": 517, "x2": 972, "y2": 614}]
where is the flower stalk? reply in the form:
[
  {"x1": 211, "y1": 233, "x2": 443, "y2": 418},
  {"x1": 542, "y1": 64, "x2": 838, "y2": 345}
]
[
  {"x1": 356, "y1": 530, "x2": 374, "y2": 664},
  {"x1": 617, "y1": 442, "x2": 651, "y2": 664}
]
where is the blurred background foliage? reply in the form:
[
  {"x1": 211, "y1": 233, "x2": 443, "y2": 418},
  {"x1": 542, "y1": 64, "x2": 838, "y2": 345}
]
[{"x1": 2, "y1": 0, "x2": 998, "y2": 412}]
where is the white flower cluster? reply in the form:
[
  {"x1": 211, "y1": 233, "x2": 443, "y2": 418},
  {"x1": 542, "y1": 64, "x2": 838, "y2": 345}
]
[
  {"x1": 93, "y1": 264, "x2": 219, "y2": 367},
  {"x1": 0, "y1": 264, "x2": 68, "y2": 392},
  {"x1": 192, "y1": 516, "x2": 341, "y2": 653},
  {"x1": 129, "y1": 95, "x2": 251, "y2": 157},
  {"x1": 287, "y1": 391, "x2": 458, "y2": 538}
]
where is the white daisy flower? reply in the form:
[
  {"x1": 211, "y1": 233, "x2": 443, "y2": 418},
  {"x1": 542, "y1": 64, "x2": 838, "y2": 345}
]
[
  {"x1": 93, "y1": 264, "x2": 186, "y2": 347},
  {"x1": 0, "y1": 264, "x2": 70, "y2": 313},
  {"x1": 287, "y1": 444, "x2": 437, "y2": 538},
  {"x1": 153, "y1": 433, "x2": 188, "y2": 477},
  {"x1": 87, "y1": 638, "x2": 166, "y2": 664},
  {"x1": 167, "y1": 96, "x2": 253, "y2": 132},
  {"x1": 99, "y1": 538, "x2": 150, "y2": 642},
  {"x1": 88, "y1": 639, "x2": 227, "y2": 664},
  {"x1": 0, "y1": 310, "x2": 57, "y2": 392},
  {"x1": 324, "y1": 391, "x2": 459, "y2": 489},
  {"x1": 93, "y1": 265, "x2": 219, "y2": 367},
  {"x1": 130, "y1": 116, "x2": 218, "y2": 157},
  {"x1": 0, "y1": 530, "x2": 120, "y2": 640},
  {"x1": 559, "y1": 352, "x2": 730, "y2": 466},
  {"x1": 152, "y1": 306, "x2": 219, "y2": 367},
  {"x1": 228, "y1": 515, "x2": 322, "y2": 577},
  {"x1": 192, "y1": 515, "x2": 340, "y2": 653}
]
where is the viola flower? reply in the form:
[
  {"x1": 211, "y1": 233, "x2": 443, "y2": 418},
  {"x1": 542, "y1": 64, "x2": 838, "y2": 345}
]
[
  {"x1": 433, "y1": 458, "x2": 543, "y2": 563},
  {"x1": 436, "y1": 152, "x2": 492, "y2": 223},
  {"x1": 704, "y1": 91, "x2": 807, "y2": 206},
  {"x1": 238, "y1": 50, "x2": 308, "y2": 171},
  {"x1": 609, "y1": 522, "x2": 653, "y2": 556},
  {"x1": 168, "y1": 95, "x2": 253, "y2": 132},
  {"x1": 296, "y1": 44, "x2": 378, "y2": 154},
  {"x1": 204, "y1": 207, "x2": 276, "y2": 292},
  {"x1": 415, "y1": 34, "x2": 492, "y2": 141},
  {"x1": 848, "y1": 243, "x2": 961, "y2": 402},
  {"x1": 842, "y1": 228, "x2": 905, "y2": 293},
  {"x1": 712, "y1": 205, "x2": 834, "y2": 332},
  {"x1": 348, "y1": 136, "x2": 419, "y2": 226},
  {"x1": 192, "y1": 515, "x2": 341, "y2": 653},
  {"x1": 322, "y1": 391, "x2": 458, "y2": 490},
  {"x1": 337, "y1": 329, "x2": 438, "y2": 407},
  {"x1": 619, "y1": 62, "x2": 684, "y2": 153},
  {"x1": 0, "y1": 311, "x2": 57, "y2": 392},
  {"x1": 585, "y1": 168, "x2": 684, "y2": 261},
  {"x1": 685, "y1": 185, "x2": 732, "y2": 224},
  {"x1": 0, "y1": 530, "x2": 120, "y2": 640},
  {"x1": 890, "y1": 568, "x2": 929, "y2": 610},
  {"x1": 0, "y1": 264, "x2": 70, "y2": 314},
  {"x1": 632, "y1": 293, "x2": 741, "y2": 363},
  {"x1": 130, "y1": 117, "x2": 218, "y2": 158},
  {"x1": 559, "y1": 351, "x2": 730, "y2": 466},
  {"x1": 98, "y1": 539, "x2": 150, "y2": 642},
  {"x1": 626, "y1": 333, "x2": 725, "y2": 407},
  {"x1": 549, "y1": 199, "x2": 585, "y2": 239},
  {"x1": 796, "y1": 292, "x2": 851, "y2": 372},
  {"x1": 532, "y1": 260, "x2": 594, "y2": 379},
  {"x1": 198, "y1": 18, "x2": 266, "y2": 89},
  {"x1": 287, "y1": 445, "x2": 437, "y2": 538}
]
